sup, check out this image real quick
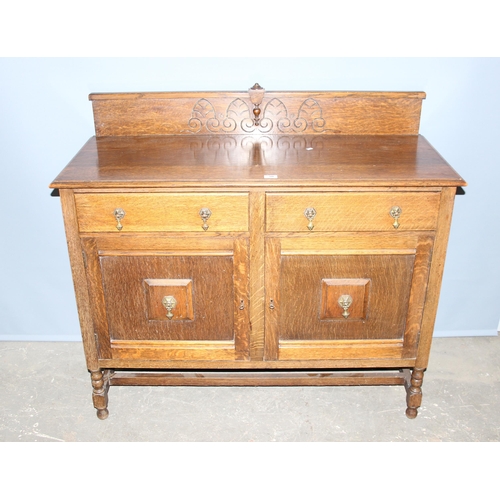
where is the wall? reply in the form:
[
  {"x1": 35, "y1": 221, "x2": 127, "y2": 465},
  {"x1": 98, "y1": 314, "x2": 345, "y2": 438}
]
[{"x1": 0, "y1": 57, "x2": 498, "y2": 340}]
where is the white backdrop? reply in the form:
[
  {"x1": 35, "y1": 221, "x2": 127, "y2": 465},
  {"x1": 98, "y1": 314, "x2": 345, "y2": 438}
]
[{"x1": 1, "y1": 57, "x2": 499, "y2": 340}]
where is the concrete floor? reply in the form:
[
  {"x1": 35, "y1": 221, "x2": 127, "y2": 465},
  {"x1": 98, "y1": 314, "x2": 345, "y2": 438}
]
[{"x1": 1, "y1": 337, "x2": 499, "y2": 442}]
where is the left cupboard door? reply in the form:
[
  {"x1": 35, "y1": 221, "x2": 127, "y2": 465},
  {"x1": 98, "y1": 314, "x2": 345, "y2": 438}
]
[{"x1": 80, "y1": 235, "x2": 250, "y2": 363}]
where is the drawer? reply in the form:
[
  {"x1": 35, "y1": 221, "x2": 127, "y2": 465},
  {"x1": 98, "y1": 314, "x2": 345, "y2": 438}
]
[
  {"x1": 75, "y1": 193, "x2": 249, "y2": 233},
  {"x1": 266, "y1": 192, "x2": 441, "y2": 232}
]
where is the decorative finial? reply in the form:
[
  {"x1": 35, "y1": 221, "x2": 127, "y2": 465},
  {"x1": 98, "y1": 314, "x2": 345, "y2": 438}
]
[{"x1": 248, "y1": 83, "x2": 265, "y2": 126}]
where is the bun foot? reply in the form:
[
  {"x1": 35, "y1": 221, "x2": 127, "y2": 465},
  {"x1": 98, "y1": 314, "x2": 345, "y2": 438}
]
[
  {"x1": 97, "y1": 408, "x2": 110, "y2": 420},
  {"x1": 405, "y1": 407, "x2": 418, "y2": 419}
]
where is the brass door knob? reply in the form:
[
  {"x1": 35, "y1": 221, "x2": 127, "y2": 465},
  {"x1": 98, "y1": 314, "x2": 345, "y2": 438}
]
[
  {"x1": 338, "y1": 294, "x2": 353, "y2": 319},
  {"x1": 162, "y1": 295, "x2": 177, "y2": 319}
]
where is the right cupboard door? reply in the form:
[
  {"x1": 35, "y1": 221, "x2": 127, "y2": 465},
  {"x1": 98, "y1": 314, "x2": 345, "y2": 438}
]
[{"x1": 264, "y1": 232, "x2": 434, "y2": 364}]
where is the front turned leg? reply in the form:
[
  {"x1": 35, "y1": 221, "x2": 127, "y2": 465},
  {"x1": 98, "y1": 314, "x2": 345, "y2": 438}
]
[
  {"x1": 405, "y1": 367, "x2": 424, "y2": 419},
  {"x1": 90, "y1": 370, "x2": 111, "y2": 420}
]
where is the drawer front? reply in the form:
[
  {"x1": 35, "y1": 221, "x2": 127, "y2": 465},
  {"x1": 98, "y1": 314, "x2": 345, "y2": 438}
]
[
  {"x1": 266, "y1": 192, "x2": 440, "y2": 232},
  {"x1": 75, "y1": 193, "x2": 249, "y2": 233}
]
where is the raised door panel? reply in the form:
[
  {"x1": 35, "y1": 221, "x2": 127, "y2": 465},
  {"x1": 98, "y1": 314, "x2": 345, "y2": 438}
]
[
  {"x1": 264, "y1": 233, "x2": 434, "y2": 362},
  {"x1": 82, "y1": 236, "x2": 250, "y2": 362},
  {"x1": 279, "y1": 253, "x2": 414, "y2": 340}
]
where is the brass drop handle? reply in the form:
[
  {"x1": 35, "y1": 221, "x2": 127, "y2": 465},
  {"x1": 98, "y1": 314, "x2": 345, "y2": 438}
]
[
  {"x1": 390, "y1": 206, "x2": 402, "y2": 229},
  {"x1": 304, "y1": 207, "x2": 317, "y2": 231},
  {"x1": 199, "y1": 207, "x2": 212, "y2": 231},
  {"x1": 114, "y1": 208, "x2": 126, "y2": 231},
  {"x1": 162, "y1": 295, "x2": 177, "y2": 320},
  {"x1": 338, "y1": 294, "x2": 353, "y2": 319}
]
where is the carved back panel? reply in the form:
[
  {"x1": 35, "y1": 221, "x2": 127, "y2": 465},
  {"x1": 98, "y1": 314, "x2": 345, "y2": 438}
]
[{"x1": 89, "y1": 91, "x2": 425, "y2": 137}]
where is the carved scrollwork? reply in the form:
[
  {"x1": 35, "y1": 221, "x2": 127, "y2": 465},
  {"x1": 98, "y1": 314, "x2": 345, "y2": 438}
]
[
  {"x1": 188, "y1": 98, "x2": 237, "y2": 133},
  {"x1": 275, "y1": 98, "x2": 327, "y2": 133},
  {"x1": 260, "y1": 98, "x2": 287, "y2": 133},
  {"x1": 185, "y1": 96, "x2": 331, "y2": 134},
  {"x1": 227, "y1": 98, "x2": 250, "y2": 121},
  {"x1": 229, "y1": 98, "x2": 256, "y2": 133},
  {"x1": 261, "y1": 98, "x2": 328, "y2": 134},
  {"x1": 298, "y1": 98, "x2": 326, "y2": 132},
  {"x1": 215, "y1": 98, "x2": 244, "y2": 133},
  {"x1": 187, "y1": 98, "x2": 214, "y2": 133},
  {"x1": 241, "y1": 117, "x2": 257, "y2": 133}
]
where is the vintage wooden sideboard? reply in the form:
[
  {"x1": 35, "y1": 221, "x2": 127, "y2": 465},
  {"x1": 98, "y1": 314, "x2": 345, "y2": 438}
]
[{"x1": 50, "y1": 86, "x2": 466, "y2": 419}]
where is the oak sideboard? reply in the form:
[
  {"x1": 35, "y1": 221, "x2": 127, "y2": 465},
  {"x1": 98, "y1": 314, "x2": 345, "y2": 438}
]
[{"x1": 50, "y1": 86, "x2": 466, "y2": 419}]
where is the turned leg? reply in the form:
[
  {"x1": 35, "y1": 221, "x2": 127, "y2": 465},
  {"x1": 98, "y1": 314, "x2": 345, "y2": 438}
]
[
  {"x1": 405, "y1": 368, "x2": 424, "y2": 419},
  {"x1": 90, "y1": 369, "x2": 111, "y2": 420}
]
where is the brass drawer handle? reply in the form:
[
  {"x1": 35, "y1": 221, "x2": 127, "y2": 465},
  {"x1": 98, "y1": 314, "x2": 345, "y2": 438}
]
[
  {"x1": 304, "y1": 207, "x2": 317, "y2": 231},
  {"x1": 162, "y1": 295, "x2": 177, "y2": 319},
  {"x1": 390, "y1": 206, "x2": 402, "y2": 229},
  {"x1": 199, "y1": 207, "x2": 212, "y2": 231},
  {"x1": 338, "y1": 294, "x2": 353, "y2": 319},
  {"x1": 113, "y1": 208, "x2": 126, "y2": 231}
]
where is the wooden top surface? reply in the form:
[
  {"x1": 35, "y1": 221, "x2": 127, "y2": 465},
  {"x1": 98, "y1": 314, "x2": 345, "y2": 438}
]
[{"x1": 50, "y1": 134, "x2": 466, "y2": 189}]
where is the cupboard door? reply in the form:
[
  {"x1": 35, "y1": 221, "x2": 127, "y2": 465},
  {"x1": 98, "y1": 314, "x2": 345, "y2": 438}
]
[
  {"x1": 264, "y1": 233, "x2": 434, "y2": 362},
  {"x1": 82, "y1": 236, "x2": 249, "y2": 362}
]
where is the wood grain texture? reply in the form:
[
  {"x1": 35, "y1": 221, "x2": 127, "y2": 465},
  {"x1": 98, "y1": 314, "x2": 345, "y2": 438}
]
[
  {"x1": 50, "y1": 135, "x2": 466, "y2": 189},
  {"x1": 415, "y1": 187, "x2": 458, "y2": 368},
  {"x1": 50, "y1": 89, "x2": 466, "y2": 419},
  {"x1": 100, "y1": 254, "x2": 235, "y2": 342},
  {"x1": 80, "y1": 237, "x2": 112, "y2": 359},
  {"x1": 109, "y1": 369, "x2": 409, "y2": 387},
  {"x1": 320, "y1": 278, "x2": 370, "y2": 320},
  {"x1": 109, "y1": 341, "x2": 235, "y2": 361},
  {"x1": 405, "y1": 367, "x2": 424, "y2": 418},
  {"x1": 401, "y1": 236, "x2": 434, "y2": 358},
  {"x1": 89, "y1": 91, "x2": 425, "y2": 137},
  {"x1": 233, "y1": 238, "x2": 251, "y2": 360},
  {"x1": 143, "y1": 278, "x2": 194, "y2": 321},
  {"x1": 91, "y1": 370, "x2": 110, "y2": 419},
  {"x1": 263, "y1": 232, "x2": 436, "y2": 362},
  {"x1": 264, "y1": 238, "x2": 281, "y2": 361},
  {"x1": 74, "y1": 192, "x2": 249, "y2": 233},
  {"x1": 266, "y1": 192, "x2": 440, "y2": 232},
  {"x1": 89, "y1": 234, "x2": 235, "y2": 252},
  {"x1": 59, "y1": 190, "x2": 100, "y2": 370},
  {"x1": 277, "y1": 254, "x2": 415, "y2": 341},
  {"x1": 279, "y1": 231, "x2": 423, "y2": 252},
  {"x1": 80, "y1": 233, "x2": 250, "y2": 362},
  {"x1": 248, "y1": 191, "x2": 265, "y2": 359},
  {"x1": 278, "y1": 340, "x2": 404, "y2": 361},
  {"x1": 98, "y1": 357, "x2": 416, "y2": 370}
]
